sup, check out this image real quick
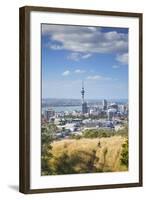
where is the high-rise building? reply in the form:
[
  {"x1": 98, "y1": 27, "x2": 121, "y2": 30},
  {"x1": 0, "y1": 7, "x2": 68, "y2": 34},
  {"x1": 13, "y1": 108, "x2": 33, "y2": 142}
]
[
  {"x1": 81, "y1": 81, "x2": 88, "y2": 114},
  {"x1": 44, "y1": 108, "x2": 55, "y2": 121},
  {"x1": 108, "y1": 103, "x2": 118, "y2": 110},
  {"x1": 103, "y1": 99, "x2": 107, "y2": 110},
  {"x1": 107, "y1": 108, "x2": 117, "y2": 121}
]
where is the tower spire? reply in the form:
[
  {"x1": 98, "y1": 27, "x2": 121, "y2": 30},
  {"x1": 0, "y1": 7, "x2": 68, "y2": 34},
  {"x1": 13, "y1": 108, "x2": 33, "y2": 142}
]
[
  {"x1": 82, "y1": 80, "x2": 84, "y2": 89},
  {"x1": 81, "y1": 81, "x2": 88, "y2": 114}
]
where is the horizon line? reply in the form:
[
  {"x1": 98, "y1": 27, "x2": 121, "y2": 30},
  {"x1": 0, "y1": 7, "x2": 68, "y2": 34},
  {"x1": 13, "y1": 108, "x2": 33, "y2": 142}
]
[{"x1": 42, "y1": 97, "x2": 128, "y2": 100}]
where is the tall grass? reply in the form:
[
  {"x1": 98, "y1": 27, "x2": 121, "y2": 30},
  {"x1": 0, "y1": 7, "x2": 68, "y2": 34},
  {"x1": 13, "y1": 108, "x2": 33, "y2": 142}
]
[{"x1": 46, "y1": 136, "x2": 127, "y2": 174}]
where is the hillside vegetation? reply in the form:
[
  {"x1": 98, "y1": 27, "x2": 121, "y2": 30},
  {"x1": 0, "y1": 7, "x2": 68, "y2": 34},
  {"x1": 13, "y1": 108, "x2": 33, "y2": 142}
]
[{"x1": 42, "y1": 136, "x2": 128, "y2": 175}]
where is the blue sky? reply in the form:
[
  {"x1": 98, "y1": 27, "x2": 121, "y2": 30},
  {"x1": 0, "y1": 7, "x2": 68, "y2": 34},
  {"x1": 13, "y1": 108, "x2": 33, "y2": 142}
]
[{"x1": 41, "y1": 24, "x2": 128, "y2": 99}]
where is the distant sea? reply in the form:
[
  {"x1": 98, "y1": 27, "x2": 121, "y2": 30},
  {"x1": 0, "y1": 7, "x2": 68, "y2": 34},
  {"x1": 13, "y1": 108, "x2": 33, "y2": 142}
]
[{"x1": 42, "y1": 105, "x2": 81, "y2": 113}]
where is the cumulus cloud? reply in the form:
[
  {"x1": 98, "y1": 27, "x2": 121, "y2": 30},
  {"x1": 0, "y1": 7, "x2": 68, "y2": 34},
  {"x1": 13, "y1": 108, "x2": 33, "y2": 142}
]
[
  {"x1": 82, "y1": 53, "x2": 92, "y2": 59},
  {"x1": 67, "y1": 52, "x2": 92, "y2": 61},
  {"x1": 42, "y1": 24, "x2": 128, "y2": 55},
  {"x1": 74, "y1": 69, "x2": 85, "y2": 74},
  {"x1": 87, "y1": 75, "x2": 111, "y2": 81},
  {"x1": 49, "y1": 44, "x2": 63, "y2": 50},
  {"x1": 62, "y1": 70, "x2": 70, "y2": 76},
  {"x1": 116, "y1": 53, "x2": 128, "y2": 65}
]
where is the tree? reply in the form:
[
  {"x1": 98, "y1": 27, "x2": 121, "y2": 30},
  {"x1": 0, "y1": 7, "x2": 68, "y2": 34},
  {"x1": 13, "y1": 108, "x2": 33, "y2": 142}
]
[
  {"x1": 117, "y1": 125, "x2": 128, "y2": 137},
  {"x1": 41, "y1": 124, "x2": 56, "y2": 175}
]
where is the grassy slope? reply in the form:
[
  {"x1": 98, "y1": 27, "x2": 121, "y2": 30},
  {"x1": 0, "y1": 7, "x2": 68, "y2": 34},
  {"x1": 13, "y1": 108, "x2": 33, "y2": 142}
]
[{"x1": 49, "y1": 136, "x2": 127, "y2": 173}]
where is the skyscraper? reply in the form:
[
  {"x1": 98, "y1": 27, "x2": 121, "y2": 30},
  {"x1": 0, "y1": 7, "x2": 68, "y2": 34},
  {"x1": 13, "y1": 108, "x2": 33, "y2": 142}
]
[
  {"x1": 81, "y1": 81, "x2": 88, "y2": 114},
  {"x1": 103, "y1": 99, "x2": 107, "y2": 110}
]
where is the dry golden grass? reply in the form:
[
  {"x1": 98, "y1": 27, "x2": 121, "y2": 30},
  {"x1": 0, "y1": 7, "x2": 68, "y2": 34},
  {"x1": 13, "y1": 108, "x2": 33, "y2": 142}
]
[{"x1": 49, "y1": 136, "x2": 127, "y2": 173}]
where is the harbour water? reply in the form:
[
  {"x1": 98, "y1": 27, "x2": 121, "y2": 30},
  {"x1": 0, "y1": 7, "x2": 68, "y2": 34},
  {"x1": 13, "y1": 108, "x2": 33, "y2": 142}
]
[{"x1": 42, "y1": 105, "x2": 81, "y2": 113}]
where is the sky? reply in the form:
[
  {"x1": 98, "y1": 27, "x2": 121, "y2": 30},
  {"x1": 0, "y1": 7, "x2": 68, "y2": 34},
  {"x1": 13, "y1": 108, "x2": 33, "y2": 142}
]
[{"x1": 41, "y1": 24, "x2": 128, "y2": 100}]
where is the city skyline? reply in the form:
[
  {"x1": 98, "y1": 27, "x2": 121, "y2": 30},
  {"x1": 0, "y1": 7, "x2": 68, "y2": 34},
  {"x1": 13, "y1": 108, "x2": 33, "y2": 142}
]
[{"x1": 41, "y1": 24, "x2": 128, "y2": 99}]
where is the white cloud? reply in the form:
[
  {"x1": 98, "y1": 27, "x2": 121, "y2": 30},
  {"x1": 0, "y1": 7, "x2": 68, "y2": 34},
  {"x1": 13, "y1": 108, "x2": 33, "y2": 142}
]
[
  {"x1": 116, "y1": 53, "x2": 128, "y2": 65},
  {"x1": 74, "y1": 69, "x2": 85, "y2": 74},
  {"x1": 67, "y1": 52, "x2": 80, "y2": 61},
  {"x1": 112, "y1": 65, "x2": 120, "y2": 69},
  {"x1": 67, "y1": 52, "x2": 92, "y2": 61},
  {"x1": 87, "y1": 75, "x2": 111, "y2": 81},
  {"x1": 49, "y1": 44, "x2": 63, "y2": 50},
  {"x1": 62, "y1": 70, "x2": 70, "y2": 76},
  {"x1": 42, "y1": 25, "x2": 128, "y2": 54},
  {"x1": 81, "y1": 53, "x2": 92, "y2": 59},
  {"x1": 87, "y1": 75, "x2": 101, "y2": 80}
]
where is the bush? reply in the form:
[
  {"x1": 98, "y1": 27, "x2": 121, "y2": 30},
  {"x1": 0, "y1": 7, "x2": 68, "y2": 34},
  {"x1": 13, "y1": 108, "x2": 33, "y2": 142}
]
[
  {"x1": 49, "y1": 152, "x2": 76, "y2": 175},
  {"x1": 117, "y1": 125, "x2": 128, "y2": 137},
  {"x1": 82, "y1": 129, "x2": 114, "y2": 138},
  {"x1": 69, "y1": 134, "x2": 82, "y2": 139},
  {"x1": 48, "y1": 149, "x2": 97, "y2": 174},
  {"x1": 120, "y1": 139, "x2": 128, "y2": 167}
]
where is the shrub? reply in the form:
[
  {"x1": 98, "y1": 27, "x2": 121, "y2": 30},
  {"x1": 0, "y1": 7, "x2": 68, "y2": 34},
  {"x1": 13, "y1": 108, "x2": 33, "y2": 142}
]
[
  {"x1": 69, "y1": 134, "x2": 82, "y2": 140},
  {"x1": 48, "y1": 148, "x2": 97, "y2": 174},
  {"x1": 82, "y1": 129, "x2": 114, "y2": 138},
  {"x1": 120, "y1": 139, "x2": 128, "y2": 167},
  {"x1": 117, "y1": 125, "x2": 128, "y2": 137},
  {"x1": 41, "y1": 125, "x2": 55, "y2": 175}
]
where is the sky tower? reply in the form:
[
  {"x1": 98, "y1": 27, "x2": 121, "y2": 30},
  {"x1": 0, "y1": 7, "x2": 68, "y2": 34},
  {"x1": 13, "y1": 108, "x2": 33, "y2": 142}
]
[{"x1": 81, "y1": 81, "x2": 88, "y2": 114}]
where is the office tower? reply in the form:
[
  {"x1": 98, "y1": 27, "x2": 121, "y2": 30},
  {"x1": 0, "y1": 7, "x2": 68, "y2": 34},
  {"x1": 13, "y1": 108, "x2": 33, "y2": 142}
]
[{"x1": 103, "y1": 99, "x2": 107, "y2": 110}]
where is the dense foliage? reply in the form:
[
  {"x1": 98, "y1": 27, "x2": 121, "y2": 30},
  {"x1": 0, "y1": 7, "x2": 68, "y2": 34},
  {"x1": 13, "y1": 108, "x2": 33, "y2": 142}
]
[
  {"x1": 82, "y1": 129, "x2": 115, "y2": 138},
  {"x1": 116, "y1": 125, "x2": 128, "y2": 137}
]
